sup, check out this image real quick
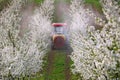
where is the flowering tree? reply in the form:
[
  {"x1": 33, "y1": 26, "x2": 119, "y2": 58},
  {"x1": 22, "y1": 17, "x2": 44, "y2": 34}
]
[
  {"x1": 0, "y1": 0, "x2": 54, "y2": 79},
  {"x1": 69, "y1": 0, "x2": 89, "y2": 34},
  {"x1": 70, "y1": 0, "x2": 120, "y2": 80},
  {"x1": 29, "y1": 0, "x2": 54, "y2": 51},
  {"x1": 0, "y1": 0, "x2": 28, "y2": 77},
  {"x1": 27, "y1": 0, "x2": 54, "y2": 75}
]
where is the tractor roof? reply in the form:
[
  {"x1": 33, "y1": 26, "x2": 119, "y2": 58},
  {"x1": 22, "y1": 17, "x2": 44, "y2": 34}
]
[{"x1": 52, "y1": 23, "x2": 67, "y2": 27}]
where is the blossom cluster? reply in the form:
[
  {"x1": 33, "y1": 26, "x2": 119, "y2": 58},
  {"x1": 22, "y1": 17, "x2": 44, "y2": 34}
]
[
  {"x1": 0, "y1": 0, "x2": 54, "y2": 78},
  {"x1": 70, "y1": 0, "x2": 120, "y2": 80}
]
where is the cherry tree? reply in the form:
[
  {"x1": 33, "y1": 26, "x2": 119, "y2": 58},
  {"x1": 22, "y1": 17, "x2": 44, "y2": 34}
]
[
  {"x1": 70, "y1": 0, "x2": 120, "y2": 80},
  {"x1": 69, "y1": 0, "x2": 89, "y2": 34},
  {"x1": 0, "y1": 0, "x2": 54, "y2": 79},
  {"x1": 0, "y1": 0, "x2": 28, "y2": 77}
]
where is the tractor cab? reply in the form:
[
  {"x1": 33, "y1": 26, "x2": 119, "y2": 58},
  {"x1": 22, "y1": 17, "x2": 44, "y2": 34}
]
[
  {"x1": 51, "y1": 23, "x2": 66, "y2": 49},
  {"x1": 54, "y1": 26, "x2": 63, "y2": 34},
  {"x1": 52, "y1": 23, "x2": 66, "y2": 34}
]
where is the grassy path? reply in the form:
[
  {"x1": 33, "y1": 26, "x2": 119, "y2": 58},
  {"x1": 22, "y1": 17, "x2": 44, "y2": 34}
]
[{"x1": 44, "y1": 50, "x2": 71, "y2": 80}]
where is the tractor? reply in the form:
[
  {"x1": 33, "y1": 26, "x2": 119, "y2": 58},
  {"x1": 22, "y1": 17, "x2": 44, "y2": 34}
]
[{"x1": 51, "y1": 23, "x2": 66, "y2": 49}]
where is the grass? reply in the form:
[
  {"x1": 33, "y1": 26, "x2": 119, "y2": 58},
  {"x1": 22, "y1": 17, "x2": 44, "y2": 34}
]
[
  {"x1": 84, "y1": 0, "x2": 103, "y2": 13},
  {"x1": 27, "y1": 76, "x2": 44, "y2": 80},
  {"x1": 44, "y1": 50, "x2": 78, "y2": 80},
  {"x1": 45, "y1": 51, "x2": 66, "y2": 80},
  {"x1": 33, "y1": 0, "x2": 44, "y2": 4}
]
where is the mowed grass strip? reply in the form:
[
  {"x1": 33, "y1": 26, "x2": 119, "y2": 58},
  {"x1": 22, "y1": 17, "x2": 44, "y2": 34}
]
[{"x1": 47, "y1": 51, "x2": 66, "y2": 80}]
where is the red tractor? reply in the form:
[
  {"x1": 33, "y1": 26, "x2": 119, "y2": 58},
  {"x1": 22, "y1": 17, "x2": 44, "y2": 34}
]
[{"x1": 51, "y1": 23, "x2": 66, "y2": 49}]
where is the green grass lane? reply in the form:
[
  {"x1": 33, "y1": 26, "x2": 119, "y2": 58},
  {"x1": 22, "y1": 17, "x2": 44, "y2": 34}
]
[{"x1": 46, "y1": 51, "x2": 66, "y2": 80}]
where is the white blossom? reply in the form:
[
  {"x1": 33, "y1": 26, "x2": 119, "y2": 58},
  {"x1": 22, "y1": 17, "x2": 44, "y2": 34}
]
[
  {"x1": 70, "y1": 0, "x2": 120, "y2": 80},
  {"x1": 0, "y1": 0, "x2": 54, "y2": 78}
]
